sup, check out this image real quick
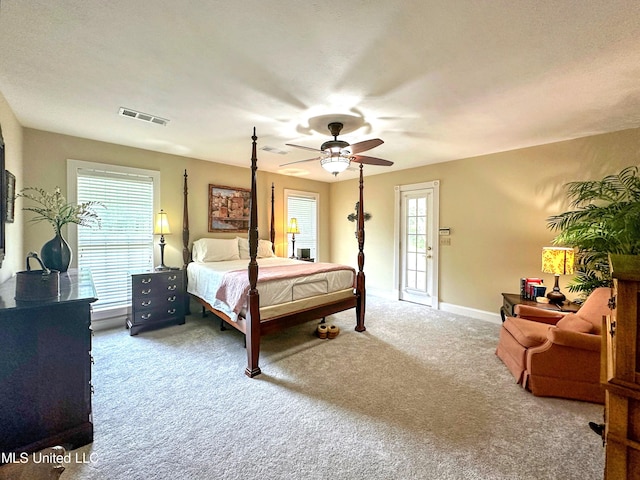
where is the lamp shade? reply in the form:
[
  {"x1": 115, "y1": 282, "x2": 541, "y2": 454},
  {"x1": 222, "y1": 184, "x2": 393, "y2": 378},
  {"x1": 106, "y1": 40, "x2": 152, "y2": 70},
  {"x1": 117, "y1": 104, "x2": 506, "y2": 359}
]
[
  {"x1": 320, "y1": 150, "x2": 350, "y2": 174},
  {"x1": 541, "y1": 247, "x2": 574, "y2": 275},
  {"x1": 153, "y1": 209, "x2": 171, "y2": 235},
  {"x1": 287, "y1": 217, "x2": 300, "y2": 235}
]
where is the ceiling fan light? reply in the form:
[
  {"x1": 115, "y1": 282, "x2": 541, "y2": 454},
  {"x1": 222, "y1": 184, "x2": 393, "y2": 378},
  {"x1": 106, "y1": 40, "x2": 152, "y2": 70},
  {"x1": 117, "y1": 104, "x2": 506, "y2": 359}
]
[{"x1": 320, "y1": 152, "x2": 350, "y2": 174}]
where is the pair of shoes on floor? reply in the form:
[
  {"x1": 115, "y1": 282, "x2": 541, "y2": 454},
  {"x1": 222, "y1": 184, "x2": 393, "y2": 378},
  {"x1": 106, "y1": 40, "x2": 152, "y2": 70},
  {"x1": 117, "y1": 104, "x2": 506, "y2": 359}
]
[{"x1": 316, "y1": 323, "x2": 340, "y2": 339}]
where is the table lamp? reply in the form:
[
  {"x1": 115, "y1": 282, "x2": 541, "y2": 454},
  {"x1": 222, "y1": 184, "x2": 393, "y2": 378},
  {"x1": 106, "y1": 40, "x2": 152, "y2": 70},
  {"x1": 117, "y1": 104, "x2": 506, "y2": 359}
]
[
  {"x1": 154, "y1": 209, "x2": 171, "y2": 270},
  {"x1": 287, "y1": 217, "x2": 300, "y2": 258},
  {"x1": 541, "y1": 246, "x2": 575, "y2": 304}
]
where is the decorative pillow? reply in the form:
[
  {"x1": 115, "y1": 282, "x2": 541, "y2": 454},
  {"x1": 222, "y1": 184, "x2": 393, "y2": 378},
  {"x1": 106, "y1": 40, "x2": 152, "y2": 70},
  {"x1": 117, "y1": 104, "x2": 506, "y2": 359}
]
[
  {"x1": 237, "y1": 237, "x2": 250, "y2": 259},
  {"x1": 556, "y1": 313, "x2": 594, "y2": 334},
  {"x1": 192, "y1": 238, "x2": 239, "y2": 262},
  {"x1": 258, "y1": 239, "x2": 276, "y2": 258}
]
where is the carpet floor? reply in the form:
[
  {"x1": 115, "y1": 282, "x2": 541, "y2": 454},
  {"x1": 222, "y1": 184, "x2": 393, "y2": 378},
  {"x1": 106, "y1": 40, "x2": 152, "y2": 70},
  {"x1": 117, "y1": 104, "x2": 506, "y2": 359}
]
[{"x1": 61, "y1": 295, "x2": 605, "y2": 480}]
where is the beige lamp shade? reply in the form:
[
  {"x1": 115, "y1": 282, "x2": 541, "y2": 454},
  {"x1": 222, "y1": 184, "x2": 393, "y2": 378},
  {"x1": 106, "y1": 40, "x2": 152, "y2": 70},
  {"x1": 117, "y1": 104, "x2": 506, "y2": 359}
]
[
  {"x1": 541, "y1": 247, "x2": 575, "y2": 275},
  {"x1": 287, "y1": 217, "x2": 300, "y2": 235},
  {"x1": 153, "y1": 209, "x2": 171, "y2": 235}
]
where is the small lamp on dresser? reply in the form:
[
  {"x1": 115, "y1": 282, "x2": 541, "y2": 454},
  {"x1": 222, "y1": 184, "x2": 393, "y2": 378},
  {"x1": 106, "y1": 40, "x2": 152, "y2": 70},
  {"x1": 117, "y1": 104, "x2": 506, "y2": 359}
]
[
  {"x1": 154, "y1": 209, "x2": 171, "y2": 270},
  {"x1": 541, "y1": 246, "x2": 575, "y2": 304}
]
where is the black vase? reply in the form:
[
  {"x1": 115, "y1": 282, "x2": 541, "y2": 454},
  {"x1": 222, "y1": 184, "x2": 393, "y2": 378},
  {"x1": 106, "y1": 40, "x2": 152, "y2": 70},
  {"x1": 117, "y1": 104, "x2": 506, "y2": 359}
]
[{"x1": 40, "y1": 232, "x2": 72, "y2": 272}]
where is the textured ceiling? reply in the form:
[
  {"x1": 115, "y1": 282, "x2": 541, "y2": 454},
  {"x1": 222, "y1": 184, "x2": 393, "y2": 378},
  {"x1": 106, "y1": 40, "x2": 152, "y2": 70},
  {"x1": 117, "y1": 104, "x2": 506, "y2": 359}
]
[{"x1": 1, "y1": 1, "x2": 639, "y2": 182}]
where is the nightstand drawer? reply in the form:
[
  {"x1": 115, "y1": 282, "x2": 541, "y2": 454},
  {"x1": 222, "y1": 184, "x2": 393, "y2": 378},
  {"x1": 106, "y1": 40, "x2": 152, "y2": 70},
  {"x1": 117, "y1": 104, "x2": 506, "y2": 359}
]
[
  {"x1": 132, "y1": 293, "x2": 182, "y2": 311},
  {"x1": 132, "y1": 304, "x2": 185, "y2": 325},
  {"x1": 132, "y1": 274, "x2": 183, "y2": 297}
]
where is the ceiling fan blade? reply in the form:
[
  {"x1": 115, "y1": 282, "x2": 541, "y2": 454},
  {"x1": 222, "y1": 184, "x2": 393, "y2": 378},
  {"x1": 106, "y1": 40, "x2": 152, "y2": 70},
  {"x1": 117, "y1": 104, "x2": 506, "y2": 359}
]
[
  {"x1": 279, "y1": 157, "x2": 320, "y2": 167},
  {"x1": 285, "y1": 143, "x2": 322, "y2": 153},
  {"x1": 351, "y1": 155, "x2": 394, "y2": 166},
  {"x1": 349, "y1": 138, "x2": 384, "y2": 154}
]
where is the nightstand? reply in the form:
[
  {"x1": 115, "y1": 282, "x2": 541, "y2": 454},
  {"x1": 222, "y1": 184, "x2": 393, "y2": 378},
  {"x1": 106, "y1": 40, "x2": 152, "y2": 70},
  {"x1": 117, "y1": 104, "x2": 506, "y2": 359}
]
[{"x1": 127, "y1": 269, "x2": 186, "y2": 335}]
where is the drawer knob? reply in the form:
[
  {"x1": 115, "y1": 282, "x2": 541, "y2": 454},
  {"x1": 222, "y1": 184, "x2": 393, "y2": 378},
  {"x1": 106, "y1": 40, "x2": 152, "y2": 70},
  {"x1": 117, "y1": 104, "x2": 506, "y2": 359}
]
[
  {"x1": 141, "y1": 313, "x2": 151, "y2": 320},
  {"x1": 141, "y1": 289, "x2": 152, "y2": 295},
  {"x1": 141, "y1": 278, "x2": 152, "y2": 284},
  {"x1": 167, "y1": 308, "x2": 176, "y2": 314},
  {"x1": 168, "y1": 275, "x2": 177, "y2": 281},
  {"x1": 167, "y1": 285, "x2": 177, "y2": 291},
  {"x1": 141, "y1": 300, "x2": 151, "y2": 307},
  {"x1": 168, "y1": 295, "x2": 177, "y2": 302}
]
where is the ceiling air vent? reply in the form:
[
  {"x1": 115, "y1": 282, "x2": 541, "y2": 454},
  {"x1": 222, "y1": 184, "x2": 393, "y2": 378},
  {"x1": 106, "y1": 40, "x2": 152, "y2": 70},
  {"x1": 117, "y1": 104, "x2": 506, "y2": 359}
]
[
  {"x1": 260, "y1": 146, "x2": 288, "y2": 155},
  {"x1": 118, "y1": 107, "x2": 169, "y2": 126}
]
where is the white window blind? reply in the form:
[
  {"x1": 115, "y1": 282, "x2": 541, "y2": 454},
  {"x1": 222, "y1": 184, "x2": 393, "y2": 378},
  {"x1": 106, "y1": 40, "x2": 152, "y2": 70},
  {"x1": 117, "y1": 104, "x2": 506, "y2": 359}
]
[
  {"x1": 76, "y1": 167, "x2": 155, "y2": 312},
  {"x1": 286, "y1": 190, "x2": 318, "y2": 260}
]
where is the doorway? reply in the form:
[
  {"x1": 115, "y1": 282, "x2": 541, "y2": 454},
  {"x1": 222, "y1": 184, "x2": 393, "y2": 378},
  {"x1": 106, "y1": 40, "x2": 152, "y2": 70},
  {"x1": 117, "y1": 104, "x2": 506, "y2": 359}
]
[{"x1": 395, "y1": 181, "x2": 439, "y2": 308}]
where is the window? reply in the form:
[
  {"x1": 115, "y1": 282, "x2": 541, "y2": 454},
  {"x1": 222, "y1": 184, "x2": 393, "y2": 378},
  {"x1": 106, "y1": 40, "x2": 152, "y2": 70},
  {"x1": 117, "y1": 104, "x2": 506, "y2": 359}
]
[
  {"x1": 67, "y1": 160, "x2": 160, "y2": 319},
  {"x1": 284, "y1": 189, "x2": 318, "y2": 260}
]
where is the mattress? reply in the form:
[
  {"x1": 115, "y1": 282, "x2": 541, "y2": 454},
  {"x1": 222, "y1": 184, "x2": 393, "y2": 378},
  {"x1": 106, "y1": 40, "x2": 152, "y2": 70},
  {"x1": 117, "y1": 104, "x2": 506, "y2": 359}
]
[{"x1": 187, "y1": 257, "x2": 355, "y2": 321}]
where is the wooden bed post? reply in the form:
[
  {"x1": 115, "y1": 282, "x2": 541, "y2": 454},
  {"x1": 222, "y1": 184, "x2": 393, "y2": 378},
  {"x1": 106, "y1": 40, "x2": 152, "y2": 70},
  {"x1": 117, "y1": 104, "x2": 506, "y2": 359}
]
[
  {"x1": 270, "y1": 182, "x2": 276, "y2": 253},
  {"x1": 182, "y1": 169, "x2": 190, "y2": 269},
  {"x1": 245, "y1": 128, "x2": 262, "y2": 377},
  {"x1": 355, "y1": 163, "x2": 366, "y2": 332}
]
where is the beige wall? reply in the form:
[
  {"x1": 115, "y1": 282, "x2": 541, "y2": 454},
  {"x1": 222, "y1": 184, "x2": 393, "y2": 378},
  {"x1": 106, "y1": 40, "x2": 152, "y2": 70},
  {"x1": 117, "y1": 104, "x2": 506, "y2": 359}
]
[
  {"x1": 330, "y1": 127, "x2": 640, "y2": 314},
  {"x1": 0, "y1": 91, "x2": 24, "y2": 283},
  {"x1": 22, "y1": 129, "x2": 331, "y2": 269},
  {"x1": 11, "y1": 115, "x2": 640, "y2": 317}
]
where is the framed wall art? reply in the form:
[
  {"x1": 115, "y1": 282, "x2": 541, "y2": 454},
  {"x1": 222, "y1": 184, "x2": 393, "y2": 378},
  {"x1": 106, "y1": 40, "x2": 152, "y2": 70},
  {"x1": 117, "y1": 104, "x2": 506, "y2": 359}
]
[{"x1": 208, "y1": 184, "x2": 251, "y2": 232}]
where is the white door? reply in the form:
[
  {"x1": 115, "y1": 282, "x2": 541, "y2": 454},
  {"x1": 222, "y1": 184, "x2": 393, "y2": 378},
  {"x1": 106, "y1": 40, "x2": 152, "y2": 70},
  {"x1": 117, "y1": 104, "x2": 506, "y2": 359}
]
[{"x1": 397, "y1": 182, "x2": 439, "y2": 307}]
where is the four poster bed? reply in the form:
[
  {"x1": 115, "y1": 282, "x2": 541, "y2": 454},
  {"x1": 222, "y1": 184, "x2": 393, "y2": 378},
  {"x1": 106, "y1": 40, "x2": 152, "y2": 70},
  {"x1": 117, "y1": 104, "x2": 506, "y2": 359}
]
[{"x1": 182, "y1": 129, "x2": 368, "y2": 377}]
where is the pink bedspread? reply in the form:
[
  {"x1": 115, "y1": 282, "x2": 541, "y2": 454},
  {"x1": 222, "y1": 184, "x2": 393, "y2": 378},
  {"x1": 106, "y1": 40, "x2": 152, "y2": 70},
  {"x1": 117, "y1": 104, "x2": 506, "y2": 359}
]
[{"x1": 215, "y1": 262, "x2": 356, "y2": 315}]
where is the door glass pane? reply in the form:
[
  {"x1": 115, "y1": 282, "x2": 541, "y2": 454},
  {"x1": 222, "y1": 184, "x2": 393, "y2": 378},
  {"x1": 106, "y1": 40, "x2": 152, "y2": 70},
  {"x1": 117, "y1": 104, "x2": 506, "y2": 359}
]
[
  {"x1": 408, "y1": 198, "x2": 416, "y2": 216},
  {"x1": 418, "y1": 197, "x2": 426, "y2": 216},
  {"x1": 418, "y1": 217, "x2": 426, "y2": 234},
  {"x1": 408, "y1": 217, "x2": 416, "y2": 234}
]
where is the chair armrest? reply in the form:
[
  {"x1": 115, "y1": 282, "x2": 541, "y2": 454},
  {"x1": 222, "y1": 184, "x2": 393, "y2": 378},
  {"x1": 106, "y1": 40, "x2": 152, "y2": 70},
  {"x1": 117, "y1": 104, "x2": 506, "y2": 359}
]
[
  {"x1": 514, "y1": 304, "x2": 567, "y2": 325},
  {"x1": 547, "y1": 328, "x2": 601, "y2": 352}
]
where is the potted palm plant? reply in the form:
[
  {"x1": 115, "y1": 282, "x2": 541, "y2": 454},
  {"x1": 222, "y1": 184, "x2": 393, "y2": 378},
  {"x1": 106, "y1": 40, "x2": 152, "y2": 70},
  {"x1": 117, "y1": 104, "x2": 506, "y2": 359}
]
[
  {"x1": 19, "y1": 187, "x2": 102, "y2": 272},
  {"x1": 547, "y1": 165, "x2": 640, "y2": 299}
]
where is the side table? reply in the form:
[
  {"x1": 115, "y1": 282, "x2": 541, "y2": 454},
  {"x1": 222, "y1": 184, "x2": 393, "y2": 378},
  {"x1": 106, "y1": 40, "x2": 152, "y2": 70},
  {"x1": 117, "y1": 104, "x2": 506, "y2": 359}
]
[
  {"x1": 500, "y1": 292, "x2": 580, "y2": 322},
  {"x1": 127, "y1": 269, "x2": 186, "y2": 335}
]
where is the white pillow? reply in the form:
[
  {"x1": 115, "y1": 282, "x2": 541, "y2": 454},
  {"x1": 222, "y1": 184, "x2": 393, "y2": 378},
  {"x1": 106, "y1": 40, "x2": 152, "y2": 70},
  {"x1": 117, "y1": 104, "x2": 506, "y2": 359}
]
[
  {"x1": 236, "y1": 237, "x2": 276, "y2": 259},
  {"x1": 192, "y1": 238, "x2": 239, "y2": 262},
  {"x1": 258, "y1": 239, "x2": 276, "y2": 258},
  {"x1": 237, "y1": 237, "x2": 250, "y2": 259}
]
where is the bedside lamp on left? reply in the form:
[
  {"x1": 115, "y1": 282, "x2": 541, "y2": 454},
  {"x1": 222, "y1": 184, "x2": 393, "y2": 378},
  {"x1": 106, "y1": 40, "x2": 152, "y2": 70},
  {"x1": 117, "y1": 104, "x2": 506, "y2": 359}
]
[{"x1": 154, "y1": 209, "x2": 171, "y2": 270}]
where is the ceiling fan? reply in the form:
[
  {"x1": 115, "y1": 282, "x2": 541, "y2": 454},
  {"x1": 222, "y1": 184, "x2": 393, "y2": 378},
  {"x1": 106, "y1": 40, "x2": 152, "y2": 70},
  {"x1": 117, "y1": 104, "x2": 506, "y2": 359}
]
[{"x1": 280, "y1": 122, "x2": 393, "y2": 176}]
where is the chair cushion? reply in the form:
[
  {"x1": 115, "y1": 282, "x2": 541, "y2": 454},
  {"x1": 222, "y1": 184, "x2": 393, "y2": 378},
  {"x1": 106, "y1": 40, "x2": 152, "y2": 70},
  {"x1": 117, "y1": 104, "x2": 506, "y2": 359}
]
[
  {"x1": 556, "y1": 313, "x2": 594, "y2": 334},
  {"x1": 503, "y1": 317, "x2": 549, "y2": 348}
]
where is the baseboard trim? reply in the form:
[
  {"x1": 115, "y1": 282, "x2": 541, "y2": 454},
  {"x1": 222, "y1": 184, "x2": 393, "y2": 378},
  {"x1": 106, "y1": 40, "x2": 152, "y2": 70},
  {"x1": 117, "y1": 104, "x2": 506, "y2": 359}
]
[
  {"x1": 367, "y1": 287, "x2": 398, "y2": 301},
  {"x1": 439, "y1": 302, "x2": 502, "y2": 324},
  {"x1": 91, "y1": 315, "x2": 127, "y2": 332},
  {"x1": 367, "y1": 289, "x2": 502, "y2": 324}
]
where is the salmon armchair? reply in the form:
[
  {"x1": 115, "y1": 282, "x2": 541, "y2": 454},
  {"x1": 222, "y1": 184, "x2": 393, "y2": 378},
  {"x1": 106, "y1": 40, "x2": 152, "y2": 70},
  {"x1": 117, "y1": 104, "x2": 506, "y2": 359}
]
[{"x1": 495, "y1": 287, "x2": 611, "y2": 403}]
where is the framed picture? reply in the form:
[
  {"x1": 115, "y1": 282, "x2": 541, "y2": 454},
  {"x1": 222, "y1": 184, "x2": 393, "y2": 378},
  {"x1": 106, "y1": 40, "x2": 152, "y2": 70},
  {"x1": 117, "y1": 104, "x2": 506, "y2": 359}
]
[
  {"x1": 5, "y1": 170, "x2": 15, "y2": 223},
  {"x1": 208, "y1": 184, "x2": 251, "y2": 232}
]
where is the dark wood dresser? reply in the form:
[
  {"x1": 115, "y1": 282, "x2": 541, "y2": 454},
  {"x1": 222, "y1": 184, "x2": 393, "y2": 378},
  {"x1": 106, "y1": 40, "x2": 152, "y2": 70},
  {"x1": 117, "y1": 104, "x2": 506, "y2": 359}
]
[
  {"x1": 602, "y1": 254, "x2": 640, "y2": 479},
  {"x1": 0, "y1": 269, "x2": 97, "y2": 459},
  {"x1": 127, "y1": 269, "x2": 186, "y2": 335}
]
